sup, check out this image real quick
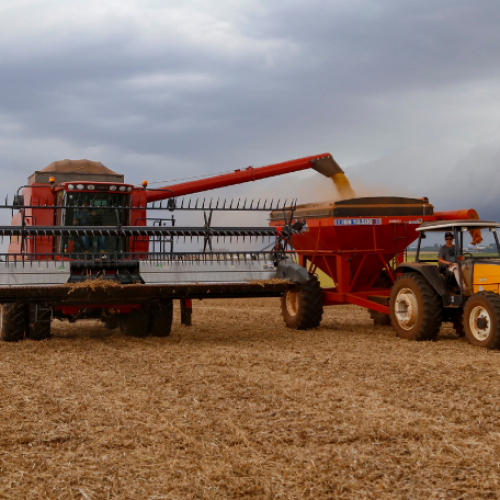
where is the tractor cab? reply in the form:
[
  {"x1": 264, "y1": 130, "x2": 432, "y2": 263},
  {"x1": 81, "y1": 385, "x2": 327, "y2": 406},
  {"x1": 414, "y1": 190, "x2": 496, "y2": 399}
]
[{"x1": 413, "y1": 220, "x2": 500, "y2": 298}]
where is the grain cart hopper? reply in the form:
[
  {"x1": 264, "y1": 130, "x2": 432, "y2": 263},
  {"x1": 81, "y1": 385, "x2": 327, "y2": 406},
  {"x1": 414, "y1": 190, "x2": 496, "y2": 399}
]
[
  {"x1": 0, "y1": 154, "x2": 343, "y2": 341},
  {"x1": 390, "y1": 219, "x2": 500, "y2": 349},
  {"x1": 270, "y1": 200, "x2": 482, "y2": 333}
]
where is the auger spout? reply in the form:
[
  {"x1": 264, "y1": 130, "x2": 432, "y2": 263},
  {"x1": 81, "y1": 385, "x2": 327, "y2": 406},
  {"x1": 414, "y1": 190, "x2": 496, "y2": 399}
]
[{"x1": 145, "y1": 153, "x2": 343, "y2": 203}]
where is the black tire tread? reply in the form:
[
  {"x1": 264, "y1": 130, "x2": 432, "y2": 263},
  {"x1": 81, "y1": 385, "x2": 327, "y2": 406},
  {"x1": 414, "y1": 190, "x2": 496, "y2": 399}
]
[
  {"x1": 122, "y1": 307, "x2": 151, "y2": 338},
  {"x1": 150, "y1": 299, "x2": 174, "y2": 337},
  {"x1": 281, "y1": 276, "x2": 324, "y2": 330},
  {"x1": 390, "y1": 272, "x2": 443, "y2": 341},
  {"x1": 26, "y1": 305, "x2": 51, "y2": 341},
  {"x1": 0, "y1": 303, "x2": 26, "y2": 342}
]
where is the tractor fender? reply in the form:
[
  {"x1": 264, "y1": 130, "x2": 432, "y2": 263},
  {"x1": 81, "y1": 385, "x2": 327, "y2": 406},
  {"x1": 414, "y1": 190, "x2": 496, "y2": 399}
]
[{"x1": 396, "y1": 263, "x2": 448, "y2": 297}]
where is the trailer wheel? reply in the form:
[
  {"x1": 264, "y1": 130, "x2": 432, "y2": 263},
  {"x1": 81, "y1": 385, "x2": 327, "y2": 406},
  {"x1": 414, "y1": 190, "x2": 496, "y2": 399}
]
[
  {"x1": 0, "y1": 303, "x2": 26, "y2": 342},
  {"x1": 26, "y1": 305, "x2": 52, "y2": 341},
  {"x1": 122, "y1": 307, "x2": 150, "y2": 338},
  {"x1": 150, "y1": 300, "x2": 173, "y2": 337},
  {"x1": 369, "y1": 310, "x2": 391, "y2": 326},
  {"x1": 390, "y1": 272, "x2": 443, "y2": 341},
  {"x1": 281, "y1": 276, "x2": 324, "y2": 330},
  {"x1": 464, "y1": 292, "x2": 500, "y2": 349}
]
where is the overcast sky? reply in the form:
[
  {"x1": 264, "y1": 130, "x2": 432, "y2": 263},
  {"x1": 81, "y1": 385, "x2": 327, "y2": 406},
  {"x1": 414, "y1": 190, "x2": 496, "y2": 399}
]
[{"x1": 1, "y1": 0, "x2": 499, "y2": 217}]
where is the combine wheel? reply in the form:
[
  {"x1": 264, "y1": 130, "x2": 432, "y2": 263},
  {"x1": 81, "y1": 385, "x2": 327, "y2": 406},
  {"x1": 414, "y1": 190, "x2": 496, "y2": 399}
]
[
  {"x1": 281, "y1": 276, "x2": 324, "y2": 330},
  {"x1": 369, "y1": 310, "x2": 391, "y2": 326},
  {"x1": 150, "y1": 300, "x2": 174, "y2": 337},
  {"x1": 389, "y1": 272, "x2": 443, "y2": 341},
  {"x1": 122, "y1": 307, "x2": 151, "y2": 338},
  {"x1": 0, "y1": 303, "x2": 26, "y2": 342},
  {"x1": 26, "y1": 305, "x2": 52, "y2": 341},
  {"x1": 463, "y1": 292, "x2": 500, "y2": 349}
]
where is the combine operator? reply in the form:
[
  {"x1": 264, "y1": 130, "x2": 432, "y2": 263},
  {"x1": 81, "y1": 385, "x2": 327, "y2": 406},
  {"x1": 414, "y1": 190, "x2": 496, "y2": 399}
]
[{"x1": 438, "y1": 231, "x2": 459, "y2": 283}]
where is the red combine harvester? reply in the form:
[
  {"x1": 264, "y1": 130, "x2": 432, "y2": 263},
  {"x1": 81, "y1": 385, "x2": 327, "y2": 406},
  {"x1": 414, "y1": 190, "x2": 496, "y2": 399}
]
[
  {"x1": 0, "y1": 154, "x2": 341, "y2": 341},
  {"x1": 0, "y1": 153, "x2": 480, "y2": 341}
]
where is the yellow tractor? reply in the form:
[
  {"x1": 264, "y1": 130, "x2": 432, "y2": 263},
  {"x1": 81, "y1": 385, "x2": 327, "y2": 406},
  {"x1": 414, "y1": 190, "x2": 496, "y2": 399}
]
[{"x1": 390, "y1": 219, "x2": 500, "y2": 348}]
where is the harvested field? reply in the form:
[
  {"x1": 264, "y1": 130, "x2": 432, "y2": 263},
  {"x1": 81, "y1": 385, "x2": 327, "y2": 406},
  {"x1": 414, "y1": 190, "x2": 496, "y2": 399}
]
[{"x1": 1, "y1": 299, "x2": 500, "y2": 499}]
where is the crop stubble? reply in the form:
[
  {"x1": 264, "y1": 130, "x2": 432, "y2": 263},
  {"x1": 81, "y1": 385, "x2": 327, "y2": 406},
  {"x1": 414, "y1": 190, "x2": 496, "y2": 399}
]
[{"x1": 1, "y1": 299, "x2": 500, "y2": 499}]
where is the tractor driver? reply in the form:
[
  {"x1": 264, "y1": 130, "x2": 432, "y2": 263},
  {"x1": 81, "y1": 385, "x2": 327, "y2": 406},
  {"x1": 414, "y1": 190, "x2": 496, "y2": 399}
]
[{"x1": 438, "y1": 232, "x2": 459, "y2": 283}]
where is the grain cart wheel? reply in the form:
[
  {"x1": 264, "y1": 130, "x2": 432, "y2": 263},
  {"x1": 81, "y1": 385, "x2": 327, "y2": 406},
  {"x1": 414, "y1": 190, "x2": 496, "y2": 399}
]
[
  {"x1": 26, "y1": 305, "x2": 52, "y2": 341},
  {"x1": 122, "y1": 307, "x2": 151, "y2": 338},
  {"x1": 463, "y1": 292, "x2": 500, "y2": 349},
  {"x1": 150, "y1": 299, "x2": 173, "y2": 337},
  {"x1": 369, "y1": 310, "x2": 391, "y2": 326},
  {"x1": 0, "y1": 303, "x2": 26, "y2": 342},
  {"x1": 281, "y1": 276, "x2": 324, "y2": 330},
  {"x1": 390, "y1": 272, "x2": 443, "y2": 341}
]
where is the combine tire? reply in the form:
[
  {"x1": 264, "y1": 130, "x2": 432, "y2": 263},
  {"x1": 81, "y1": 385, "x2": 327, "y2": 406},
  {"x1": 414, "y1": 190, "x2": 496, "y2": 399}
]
[
  {"x1": 103, "y1": 316, "x2": 120, "y2": 330},
  {"x1": 369, "y1": 310, "x2": 391, "y2": 326},
  {"x1": 463, "y1": 292, "x2": 500, "y2": 349},
  {"x1": 281, "y1": 276, "x2": 323, "y2": 330},
  {"x1": 26, "y1": 305, "x2": 52, "y2": 341},
  {"x1": 0, "y1": 303, "x2": 26, "y2": 342},
  {"x1": 150, "y1": 300, "x2": 173, "y2": 337},
  {"x1": 122, "y1": 307, "x2": 150, "y2": 338},
  {"x1": 390, "y1": 272, "x2": 443, "y2": 341}
]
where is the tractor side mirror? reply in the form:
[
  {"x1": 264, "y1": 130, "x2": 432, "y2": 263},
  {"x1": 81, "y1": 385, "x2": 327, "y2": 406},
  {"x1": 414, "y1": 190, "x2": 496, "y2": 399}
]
[{"x1": 13, "y1": 194, "x2": 24, "y2": 208}]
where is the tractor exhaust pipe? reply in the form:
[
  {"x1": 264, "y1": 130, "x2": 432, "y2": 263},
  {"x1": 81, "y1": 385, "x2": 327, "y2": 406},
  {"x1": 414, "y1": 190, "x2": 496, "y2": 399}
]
[{"x1": 311, "y1": 155, "x2": 355, "y2": 199}]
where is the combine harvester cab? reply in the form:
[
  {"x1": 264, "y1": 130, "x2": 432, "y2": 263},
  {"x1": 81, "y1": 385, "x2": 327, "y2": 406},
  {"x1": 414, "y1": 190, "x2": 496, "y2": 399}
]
[{"x1": 0, "y1": 155, "x2": 343, "y2": 341}]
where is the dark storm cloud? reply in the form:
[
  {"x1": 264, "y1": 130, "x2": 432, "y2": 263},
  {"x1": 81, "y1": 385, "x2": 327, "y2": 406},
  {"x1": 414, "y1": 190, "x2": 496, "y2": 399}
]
[{"x1": 0, "y1": 0, "x2": 499, "y2": 186}]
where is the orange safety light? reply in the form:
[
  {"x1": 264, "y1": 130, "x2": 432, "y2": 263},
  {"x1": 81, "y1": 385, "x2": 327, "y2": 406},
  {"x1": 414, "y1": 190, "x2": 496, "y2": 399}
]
[
  {"x1": 142, "y1": 180, "x2": 148, "y2": 188},
  {"x1": 49, "y1": 176, "x2": 56, "y2": 183}
]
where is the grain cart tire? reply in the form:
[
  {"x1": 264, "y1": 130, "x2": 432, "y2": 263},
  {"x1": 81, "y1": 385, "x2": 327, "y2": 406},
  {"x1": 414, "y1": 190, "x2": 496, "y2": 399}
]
[
  {"x1": 122, "y1": 307, "x2": 151, "y2": 338},
  {"x1": 26, "y1": 305, "x2": 51, "y2": 341},
  {"x1": 281, "y1": 276, "x2": 324, "y2": 330},
  {"x1": 150, "y1": 299, "x2": 173, "y2": 337},
  {"x1": 390, "y1": 272, "x2": 443, "y2": 341},
  {"x1": 463, "y1": 292, "x2": 500, "y2": 349},
  {"x1": 0, "y1": 303, "x2": 26, "y2": 342},
  {"x1": 369, "y1": 310, "x2": 391, "y2": 326}
]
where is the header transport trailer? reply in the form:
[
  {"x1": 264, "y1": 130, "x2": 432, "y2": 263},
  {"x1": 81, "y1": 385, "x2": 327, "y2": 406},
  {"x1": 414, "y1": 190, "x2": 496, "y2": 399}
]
[{"x1": 0, "y1": 153, "x2": 481, "y2": 342}]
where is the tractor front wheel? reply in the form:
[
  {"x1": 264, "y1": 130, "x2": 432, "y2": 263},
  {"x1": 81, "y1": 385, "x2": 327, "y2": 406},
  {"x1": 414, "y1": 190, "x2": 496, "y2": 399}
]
[
  {"x1": 389, "y1": 272, "x2": 443, "y2": 341},
  {"x1": 281, "y1": 276, "x2": 324, "y2": 330},
  {"x1": 0, "y1": 303, "x2": 26, "y2": 342},
  {"x1": 464, "y1": 292, "x2": 500, "y2": 349}
]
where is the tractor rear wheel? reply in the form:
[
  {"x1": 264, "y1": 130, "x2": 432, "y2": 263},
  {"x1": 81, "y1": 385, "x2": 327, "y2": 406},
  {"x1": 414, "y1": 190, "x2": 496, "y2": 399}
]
[
  {"x1": 463, "y1": 292, "x2": 500, "y2": 349},
  {"x1": 0, "y1": 303, "x2": 26, "y2": 342},
  {"x1": 122, "y1": 307, "x2": 150, "y2": 338},
  {"x1": 369, "y1": 310, "x2": 391, "y2": 326},
  {"x1": 281, "y1": 276, "x2": 324, "y2": 330},
  {"x1": 150, "y1": 300, "x2": 173, "y2": 337},
  {"x1": 26, "y1": 305, "x2": 52, "y2": 341},
  {"x1": 389, "y1": 272, "x2": 443, "y2": 341}
]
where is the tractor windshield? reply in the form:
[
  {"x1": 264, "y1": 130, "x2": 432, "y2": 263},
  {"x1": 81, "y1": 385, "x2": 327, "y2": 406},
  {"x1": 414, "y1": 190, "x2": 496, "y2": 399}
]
[{"x1": 57, "y1": 192, "x2": 129, "y2": 254}]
